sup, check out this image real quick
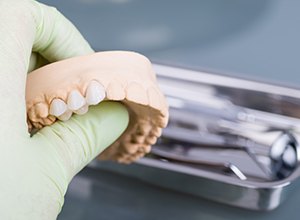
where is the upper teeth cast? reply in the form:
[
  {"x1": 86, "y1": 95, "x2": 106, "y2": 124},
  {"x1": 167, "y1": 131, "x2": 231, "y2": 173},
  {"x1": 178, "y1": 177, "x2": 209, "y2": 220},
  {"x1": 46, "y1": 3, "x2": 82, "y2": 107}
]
[{"x1": 49, "y1": 81, "x2": 106, "y2": 119}]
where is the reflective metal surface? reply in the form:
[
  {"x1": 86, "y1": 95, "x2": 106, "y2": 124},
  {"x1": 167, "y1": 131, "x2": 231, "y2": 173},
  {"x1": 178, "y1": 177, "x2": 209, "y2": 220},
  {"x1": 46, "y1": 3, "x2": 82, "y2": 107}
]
[
  {"x1": 59, "y1": 167, "x2": 300, "y2": 220},
  {"x1": 89, "y1": 64, "x2": 300, "y2": 210}
]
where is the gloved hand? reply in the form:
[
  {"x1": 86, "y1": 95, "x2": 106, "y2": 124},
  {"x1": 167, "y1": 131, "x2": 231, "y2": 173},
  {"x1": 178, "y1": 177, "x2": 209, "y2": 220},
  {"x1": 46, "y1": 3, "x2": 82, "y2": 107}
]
[{"x1": 0, "y1": 0, "x2": 129, "y2": 219}]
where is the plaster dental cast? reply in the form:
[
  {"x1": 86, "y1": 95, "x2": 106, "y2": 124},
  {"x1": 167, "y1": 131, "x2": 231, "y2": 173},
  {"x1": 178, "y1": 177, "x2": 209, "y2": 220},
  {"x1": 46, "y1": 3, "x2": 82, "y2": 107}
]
[{"x1": 0, "y1": 0, "x2": 168, "y2": 219}]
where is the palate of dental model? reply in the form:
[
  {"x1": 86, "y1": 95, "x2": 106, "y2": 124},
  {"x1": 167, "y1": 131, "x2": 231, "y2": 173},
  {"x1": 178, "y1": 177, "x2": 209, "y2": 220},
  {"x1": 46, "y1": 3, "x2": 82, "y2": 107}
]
[{"x1": 26, "y1": 51, "x2": 169, "y2": 164}]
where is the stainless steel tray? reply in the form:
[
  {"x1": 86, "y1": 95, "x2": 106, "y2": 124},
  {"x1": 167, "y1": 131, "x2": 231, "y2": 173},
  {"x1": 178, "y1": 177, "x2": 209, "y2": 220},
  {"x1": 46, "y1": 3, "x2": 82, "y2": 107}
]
[{"x1": 90, "y1": 64, "x2": 300, "y2": 211}]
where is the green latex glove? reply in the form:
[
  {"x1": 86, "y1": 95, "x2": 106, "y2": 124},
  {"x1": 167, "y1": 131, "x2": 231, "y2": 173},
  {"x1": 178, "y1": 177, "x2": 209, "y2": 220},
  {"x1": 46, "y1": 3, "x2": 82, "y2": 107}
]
[{"x1": 0, "y1": 0, "x2": 129, "y2": 219}]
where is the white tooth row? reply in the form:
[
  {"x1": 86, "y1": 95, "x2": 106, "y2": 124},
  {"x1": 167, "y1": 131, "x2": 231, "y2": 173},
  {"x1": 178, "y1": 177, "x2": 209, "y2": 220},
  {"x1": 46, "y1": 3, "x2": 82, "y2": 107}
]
[{"x1": 49, "y1": 81, "x2": 105, "y2": 121}]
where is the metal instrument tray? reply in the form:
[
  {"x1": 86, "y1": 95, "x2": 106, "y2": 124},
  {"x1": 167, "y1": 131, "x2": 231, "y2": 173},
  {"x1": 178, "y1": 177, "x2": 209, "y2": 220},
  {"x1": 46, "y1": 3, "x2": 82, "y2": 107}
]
[{"x1": 90, "y1": 64, "x2": 300, "y2": 211}]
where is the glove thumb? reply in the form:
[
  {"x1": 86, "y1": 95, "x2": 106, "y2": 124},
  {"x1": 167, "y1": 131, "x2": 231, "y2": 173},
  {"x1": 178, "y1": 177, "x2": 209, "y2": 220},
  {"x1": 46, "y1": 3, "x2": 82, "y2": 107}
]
[{"x1": 35, "y1": 101, "x2": 129, "y2": 183}]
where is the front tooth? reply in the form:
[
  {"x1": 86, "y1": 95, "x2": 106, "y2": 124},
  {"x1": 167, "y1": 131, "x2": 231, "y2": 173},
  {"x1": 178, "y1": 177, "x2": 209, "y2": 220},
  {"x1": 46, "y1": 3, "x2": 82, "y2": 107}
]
[
  {"x1": 147, "y1": 87, "x2": 162, "y2": 110},
  {"x1": 126, "y1": 82, "x2": 148, "y2": 105},
  {"x1": 106, "y1": 80, "x2": 126, "y2": 100},
  {"x1": 85, "y1": 81, "x2": 105, "y2": 105},
  {"x1": 67, "y1": 90, "x2": 86, "y2": 111},
  {"x1": 49, "y1": 99, "x2": 67, "y2": 116},
  {"x1": 58, "y1": 110, "x2": 73, "y2": 121},
  {"x1": 74, "y1": 105, "x2": 89, "y2": 115}
]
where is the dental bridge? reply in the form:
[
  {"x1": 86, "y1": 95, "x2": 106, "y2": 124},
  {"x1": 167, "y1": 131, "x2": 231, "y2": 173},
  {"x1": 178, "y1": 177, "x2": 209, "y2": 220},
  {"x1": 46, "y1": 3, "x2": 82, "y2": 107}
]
[{"x1": 90, "y1": 64, "x2": 300, "y2": 211}]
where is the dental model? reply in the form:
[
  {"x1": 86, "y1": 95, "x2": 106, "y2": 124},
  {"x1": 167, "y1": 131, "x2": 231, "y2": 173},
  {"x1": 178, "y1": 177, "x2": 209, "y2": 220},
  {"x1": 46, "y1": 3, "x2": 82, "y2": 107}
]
[{"x1": 26, "y1": 51, "x2": 169, "y2": 163}]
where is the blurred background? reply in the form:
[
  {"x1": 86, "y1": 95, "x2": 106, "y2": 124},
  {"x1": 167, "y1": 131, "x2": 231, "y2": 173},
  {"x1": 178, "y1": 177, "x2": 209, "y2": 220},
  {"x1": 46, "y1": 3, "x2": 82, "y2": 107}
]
[
  {"x1": 41, "y1": 0, "x2": 300, "y2": 87},
  {"x1": 39, "y1": 1, "x2": 300, "y2": 219}
]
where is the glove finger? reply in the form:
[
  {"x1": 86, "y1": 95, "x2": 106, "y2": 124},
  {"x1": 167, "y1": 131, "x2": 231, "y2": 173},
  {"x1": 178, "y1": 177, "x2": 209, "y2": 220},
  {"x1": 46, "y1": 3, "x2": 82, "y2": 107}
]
[
  {"x1": 33, "y1": 101, "x2": 129, "y2": 183},
  {"x1": 0, "y1": 0, "x2": 93, "y2": 137},
  {"x1": 32, "y1": 1, "x2": 94, "y2": 62},
  {"x1": 28, "y1": 52, "x2": 49, "y2": 73}
]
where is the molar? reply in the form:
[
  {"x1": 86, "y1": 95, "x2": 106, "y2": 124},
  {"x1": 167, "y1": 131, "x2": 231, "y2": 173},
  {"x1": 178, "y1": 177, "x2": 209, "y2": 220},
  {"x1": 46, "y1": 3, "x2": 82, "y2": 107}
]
[
  {"x1": 35, "y1": 103, "x2": 49, "y2": 118},
  {"x1": 136, "y1": 123, "x2": 152, "y2": 136},
  {"x1": 150, "y1": 127, "x2": 162, "y2": 137},
  {"x1": 145, "y1": 136, "x2": 157, "y2": 145},
  {"x1": 28, "y1": 107, "x2": 37, "y2": 122},
  {"x1": 123, "y1": 143, "x2": 140, "y2": 154},
  {"x1": 131, "y1": 134, "x2": 145, "y2": 144}
]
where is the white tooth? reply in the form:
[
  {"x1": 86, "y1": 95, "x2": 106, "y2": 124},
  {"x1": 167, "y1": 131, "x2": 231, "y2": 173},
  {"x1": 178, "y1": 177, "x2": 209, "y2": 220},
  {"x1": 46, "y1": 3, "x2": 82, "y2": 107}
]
[
  {"x1": 85, "y1": 81, "x2": 105, "y2": 105},
  {"x1": 74, "y1": 105, "x2": 89, "y2": 115},
  {"x1": 49, "y1": 99, "x2": 67, "y2": 116},
  {"x1": 57, "y1": 110, "x2": 73, "y2": 121},
  {"x1": 67, "y1": 90, "x2": 86, "y2": 111}
]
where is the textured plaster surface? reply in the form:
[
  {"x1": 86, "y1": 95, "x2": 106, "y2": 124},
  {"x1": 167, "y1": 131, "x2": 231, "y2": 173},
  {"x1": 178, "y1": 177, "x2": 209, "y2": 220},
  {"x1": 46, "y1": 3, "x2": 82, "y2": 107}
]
[{"x1": 26, "y1": 51, "x2": 169, "y2": 163}]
